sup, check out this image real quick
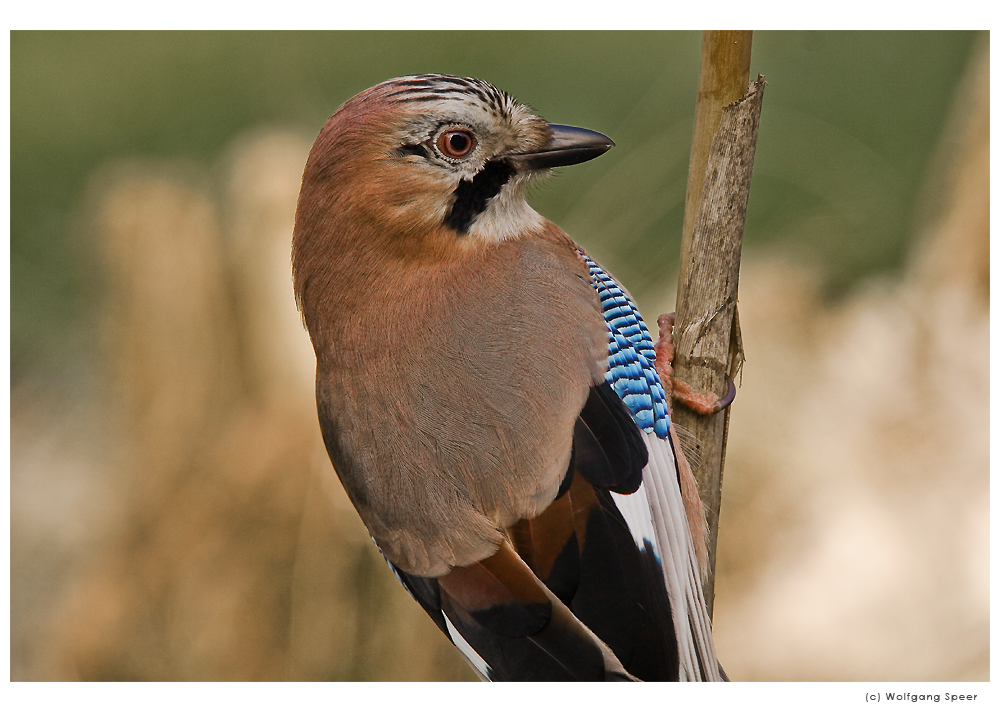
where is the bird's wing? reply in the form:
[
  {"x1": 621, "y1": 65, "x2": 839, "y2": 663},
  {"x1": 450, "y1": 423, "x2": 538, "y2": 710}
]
[{"x1": 579, "y1": 252, "x2": 721, "y2": 681}]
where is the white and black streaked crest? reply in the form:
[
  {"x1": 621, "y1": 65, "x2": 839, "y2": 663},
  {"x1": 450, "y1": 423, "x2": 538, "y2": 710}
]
[{"x1": 383, "y1": 74, "x2": 521, "y2": 123}]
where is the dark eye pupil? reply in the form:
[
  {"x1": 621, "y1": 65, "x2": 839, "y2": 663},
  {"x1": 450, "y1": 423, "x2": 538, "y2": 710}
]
[{"x1": 449, "y1": 134, "x2": 468, "y2": 152}]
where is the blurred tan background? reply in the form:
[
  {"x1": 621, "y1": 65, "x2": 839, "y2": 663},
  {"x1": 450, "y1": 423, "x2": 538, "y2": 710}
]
[{"x1": 10, "y1": 31, "x2": 988, "y2": 681}]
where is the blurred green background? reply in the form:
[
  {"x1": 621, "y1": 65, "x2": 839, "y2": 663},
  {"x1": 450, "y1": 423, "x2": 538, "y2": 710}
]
[
  {"x1": 10, "y1": 31, "x2": 988, "y2": 682},
  {"x1": 11, "y1": 30, "x2": 977, "y2": 389}
]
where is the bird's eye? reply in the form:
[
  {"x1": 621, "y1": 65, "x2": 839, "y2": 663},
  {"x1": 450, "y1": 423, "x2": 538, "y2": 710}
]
[{"x1": 436, "y1": 129, "x2": 477, "y2": 159}]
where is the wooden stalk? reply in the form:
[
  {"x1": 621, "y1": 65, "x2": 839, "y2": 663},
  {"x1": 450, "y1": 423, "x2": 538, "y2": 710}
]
[
  {"x1": 677, "y1": 31, "x2": 754, "y2": 289},
  {"x1": 673, "y1": 30, "x2": 762, "y2": 618}
]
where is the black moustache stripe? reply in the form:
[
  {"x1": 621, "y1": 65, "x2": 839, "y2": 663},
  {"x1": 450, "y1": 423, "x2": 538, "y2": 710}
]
[{"x1": 444, "y1": 160, "x2": 516, "y2": 234}]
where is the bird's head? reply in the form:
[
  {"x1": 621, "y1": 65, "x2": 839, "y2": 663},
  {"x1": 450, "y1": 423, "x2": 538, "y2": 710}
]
[{"x1": 294, "y1": 74, "x2": 614, "y2": 263}]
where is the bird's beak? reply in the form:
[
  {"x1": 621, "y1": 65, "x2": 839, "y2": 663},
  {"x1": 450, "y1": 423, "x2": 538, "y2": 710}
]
[{"x1": 507, "y1": 124, "x2": 615, "y2": 171}]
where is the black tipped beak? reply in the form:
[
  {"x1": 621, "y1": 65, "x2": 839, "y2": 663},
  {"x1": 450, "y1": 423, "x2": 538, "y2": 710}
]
[{"x1": 508, "y1": 124, "x2": 615, "y2": 171}]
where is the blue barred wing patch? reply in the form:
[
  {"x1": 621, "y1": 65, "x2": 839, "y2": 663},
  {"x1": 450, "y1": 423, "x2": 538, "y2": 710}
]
[{"x1": 581, "y1": 253, "x2": 670, "y2": 439}]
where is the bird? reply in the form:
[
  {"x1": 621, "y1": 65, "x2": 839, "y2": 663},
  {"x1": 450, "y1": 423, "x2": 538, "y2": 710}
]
[{"x1": 292, "y1": 74, "x2": 723, "y2": 681}]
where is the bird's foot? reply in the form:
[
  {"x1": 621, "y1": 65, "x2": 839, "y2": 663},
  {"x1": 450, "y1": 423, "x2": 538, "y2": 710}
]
[{"x1": 654, "y1": 312, "x2": 736, "y2": 416}]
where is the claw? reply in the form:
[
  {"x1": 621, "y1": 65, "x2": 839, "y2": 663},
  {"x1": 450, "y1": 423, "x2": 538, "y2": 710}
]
[{"x1": 711, "y1": 375, "x2": 737, "y2": 414}]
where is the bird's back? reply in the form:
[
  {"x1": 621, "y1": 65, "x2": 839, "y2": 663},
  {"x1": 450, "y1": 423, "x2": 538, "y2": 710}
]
[{"x1": 309, "y1": 224, "x2": 608, "y2": 578}]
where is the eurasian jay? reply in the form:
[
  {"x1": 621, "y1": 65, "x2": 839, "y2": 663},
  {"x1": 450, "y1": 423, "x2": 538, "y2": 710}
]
[{"x1": 292, "y1": 74, "x2": 722, "y2": 681}]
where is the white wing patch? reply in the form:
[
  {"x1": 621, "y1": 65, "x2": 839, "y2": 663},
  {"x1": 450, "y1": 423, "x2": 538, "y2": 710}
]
[
  {"x1": 613, "y1": 432, "x2": 721, "y2": 681},
  {"x1": 444, "y1": 612, "x2": 492, "y2": 681},
  {"x1": 610, "y1": 484, "x2": 658, "y2": 559}
]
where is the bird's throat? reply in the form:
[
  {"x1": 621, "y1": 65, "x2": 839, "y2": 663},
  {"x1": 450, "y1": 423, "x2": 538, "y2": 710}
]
[{"x1": 445, "y1": 164, "x2": 544, "y2": 244}]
